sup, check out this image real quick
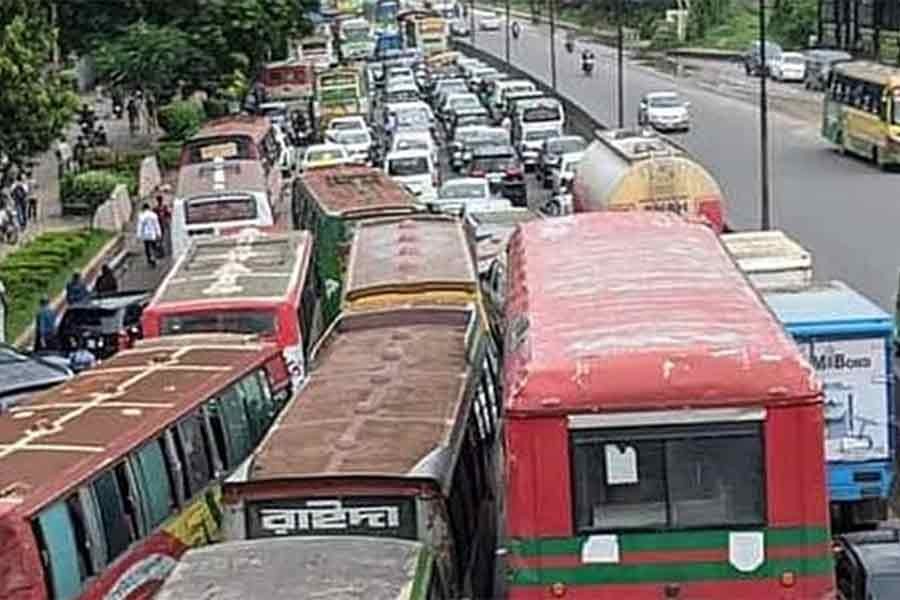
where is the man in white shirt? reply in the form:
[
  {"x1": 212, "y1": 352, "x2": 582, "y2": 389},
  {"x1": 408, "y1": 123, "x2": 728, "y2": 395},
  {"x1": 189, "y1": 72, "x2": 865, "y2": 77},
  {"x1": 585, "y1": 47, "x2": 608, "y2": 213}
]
[{"x1": 135, "y1": 202, "x2": 162, "y2": 268}]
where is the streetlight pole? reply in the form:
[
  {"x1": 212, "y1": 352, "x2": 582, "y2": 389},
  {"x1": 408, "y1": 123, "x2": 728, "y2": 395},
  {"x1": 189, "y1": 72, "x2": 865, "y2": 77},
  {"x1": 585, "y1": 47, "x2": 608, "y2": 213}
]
[
  {"x1": 470, "y1": 0, "x2": 476, "y2": 45},
  {"x1": 549, "y1": 0, "x2": 558, "y2": 90},
  {"x1": 616, "y1": 0, "x2": 624, "y2": 128},
  {"x1": 759, "y1": 0, "x2": 771, "y2": 230},
  {"x1": 505, "y1": 0, "x2": 511, "y2": 63}
]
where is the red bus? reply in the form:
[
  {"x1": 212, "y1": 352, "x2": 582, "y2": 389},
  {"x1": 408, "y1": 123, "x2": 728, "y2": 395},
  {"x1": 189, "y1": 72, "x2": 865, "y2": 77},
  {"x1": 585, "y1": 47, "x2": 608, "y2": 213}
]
[
  {"x1": 0, "y1": 334, "x2": 292, "y2": 600},
  {"x1": 142, "y1": 230, "x2": 321, "y2": 387},
  {"x1": 499, "y1": 213, "x2": 835, "y2": 600},
  {"x1": 259, "y1": 59, "x2": 313, "y2": 102}
]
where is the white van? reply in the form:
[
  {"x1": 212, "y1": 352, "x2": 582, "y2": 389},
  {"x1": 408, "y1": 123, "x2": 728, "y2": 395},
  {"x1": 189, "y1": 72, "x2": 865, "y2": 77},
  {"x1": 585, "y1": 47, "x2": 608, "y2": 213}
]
[
  {"x1": 172, "y1": 158, "x2": 275, "y2": 260},
  {"x1": 384, "y1": 148, "x2": 438, "y2": 203},
  {"x1": 490, "y1": 79, "x2": 537, "y2": 115}
]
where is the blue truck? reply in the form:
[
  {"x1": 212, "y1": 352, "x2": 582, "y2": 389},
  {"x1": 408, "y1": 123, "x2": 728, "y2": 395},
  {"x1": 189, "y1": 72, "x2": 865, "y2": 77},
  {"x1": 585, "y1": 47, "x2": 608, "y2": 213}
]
[{"x1": 765, "y1": 281, "x2": 895, "y2": 527}]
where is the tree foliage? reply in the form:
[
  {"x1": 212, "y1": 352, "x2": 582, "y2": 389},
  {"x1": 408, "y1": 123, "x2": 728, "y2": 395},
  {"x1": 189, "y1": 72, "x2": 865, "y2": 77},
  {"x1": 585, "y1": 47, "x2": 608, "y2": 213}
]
[
  {"x1": 0, "y1": 0, "x2": 78, "y2": 172},
  {"x1": 62, "y1": 0, "x2": 308, "y2": 95},
  {"x1": 768, "y1": 0, "x2": 817, "y2": 48},
  {"x1": 687, "y1": 0, "x2": 733, "y2": 41}
]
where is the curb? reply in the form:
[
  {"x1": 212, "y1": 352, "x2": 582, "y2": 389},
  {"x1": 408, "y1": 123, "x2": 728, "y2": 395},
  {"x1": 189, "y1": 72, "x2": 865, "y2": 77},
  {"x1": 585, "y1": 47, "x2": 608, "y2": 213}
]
[
  {"x1": 14, "y1": 233, "x2": 125, "y2": 350},
  {"x1": 667, "y1": 48, "x2": 743, "y2": 62}
]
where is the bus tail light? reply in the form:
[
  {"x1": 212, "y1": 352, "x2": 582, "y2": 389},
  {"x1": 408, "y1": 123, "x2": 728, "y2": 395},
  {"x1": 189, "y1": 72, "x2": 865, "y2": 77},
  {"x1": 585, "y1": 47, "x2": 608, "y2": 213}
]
[
  {"x1": 696, "y1": 195, "x2": 724, "y2": 233},
  {"x1": 780, "y1": 571, "x2": 796, "y2": 587},
  {"x1": 549, "y1": 582, "x2": 567, "y2": 597}
]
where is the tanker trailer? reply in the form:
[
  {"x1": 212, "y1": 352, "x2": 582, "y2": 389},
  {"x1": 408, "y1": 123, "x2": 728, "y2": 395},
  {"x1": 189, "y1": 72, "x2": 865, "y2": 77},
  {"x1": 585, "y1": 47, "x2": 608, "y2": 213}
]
[{"x1": 551, "y1": 128, "x2": 727, "y2": 233}]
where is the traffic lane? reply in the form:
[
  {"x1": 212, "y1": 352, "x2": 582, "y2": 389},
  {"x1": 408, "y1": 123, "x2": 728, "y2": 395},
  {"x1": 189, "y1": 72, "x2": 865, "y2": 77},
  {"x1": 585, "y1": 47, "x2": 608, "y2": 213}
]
[{"x1": 470, "y1": 22, "x2": 900, "y2": 310}]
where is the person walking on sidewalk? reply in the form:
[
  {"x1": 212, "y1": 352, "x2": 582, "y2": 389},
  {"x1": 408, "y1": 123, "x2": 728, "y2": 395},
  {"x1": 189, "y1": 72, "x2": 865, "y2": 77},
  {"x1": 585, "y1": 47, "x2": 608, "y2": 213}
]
[
  {"x1": 34, "y1": 297, "x2": 58, "y2": 352},
  {"x1": 136, "y1": 202, "x2": 162, "y2": 268},
  {"x1": 94, "y1": 264, "x2": 119, "y2": 297},
  {"x1": 153, "y1": 194, "x2": 172, "y2": 257},
  {"x1": 10, "y1": 175, "x2": 28, "y2": 229},
  {"x1": 65, "y1": 272, "x2": 90, "y2": 305}
]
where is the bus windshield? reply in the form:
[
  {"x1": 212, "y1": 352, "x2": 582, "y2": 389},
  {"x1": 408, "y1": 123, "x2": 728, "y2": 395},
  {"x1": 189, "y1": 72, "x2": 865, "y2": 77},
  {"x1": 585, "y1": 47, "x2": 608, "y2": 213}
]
[
  {"x1": 186, "y1": 196, "x2": 258, "y2": 225},
  {"x1": 376, "y1": 2, "x2": 398, "y2": 22},
  {"x1": 161, "y1": 310, "x2": 277, "y2": 336}
]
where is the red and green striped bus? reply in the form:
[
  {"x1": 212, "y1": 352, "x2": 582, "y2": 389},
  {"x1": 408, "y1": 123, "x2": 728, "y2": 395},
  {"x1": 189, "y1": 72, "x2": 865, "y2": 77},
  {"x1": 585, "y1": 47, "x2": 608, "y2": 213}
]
[{"x1": 499, "y1": 212, "x2": 836, "y2": 600}]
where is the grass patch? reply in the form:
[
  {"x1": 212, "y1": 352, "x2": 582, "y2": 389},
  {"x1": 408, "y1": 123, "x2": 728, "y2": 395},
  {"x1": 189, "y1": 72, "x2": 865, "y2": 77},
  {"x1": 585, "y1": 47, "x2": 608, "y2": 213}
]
[{"x1": 2, "y1": 229, "x2": 114, "y2": 343}]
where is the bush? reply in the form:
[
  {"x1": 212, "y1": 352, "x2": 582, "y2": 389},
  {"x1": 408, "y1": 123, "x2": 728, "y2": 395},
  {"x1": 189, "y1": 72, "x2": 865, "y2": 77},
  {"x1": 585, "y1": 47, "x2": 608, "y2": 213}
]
[
  {"x1": 61, "y1": 170, "x2": 132, "y2": 215},
  {"x1": 0, "y1": 230, "x2": 114, "y2": 342},
  {"x1": 157, "y1": 141, "x2": 183, "y2": 172},
  {"x1": 203, "y1": 97, "x2": 231, "y2": 119},
  {"x1": 158, "y1": 100, "x2": 206, "y2": 141}
]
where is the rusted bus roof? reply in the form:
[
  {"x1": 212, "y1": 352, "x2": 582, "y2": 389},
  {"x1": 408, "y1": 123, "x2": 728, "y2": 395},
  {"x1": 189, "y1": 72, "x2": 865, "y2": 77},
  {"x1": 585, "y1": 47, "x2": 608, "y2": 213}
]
[
  {"x1": 343, "y1": 215, "x2": 478, "y2": 307},
  {"x1": 243, "y1": 308, "x2": 479, "y2": 490},
  {"x1": 0, "y1": 335, "x2": 277, "y2": 515},
  {"x1": 175, "y1": 159, "x2": 267, "y2": 199},
  {"x1": 503, "y1": 213, "x2": 820, "y2": 417},
  {"x1": 298, "y1": 165, "x2": 418, "y2": 218},
  {"x1": 149, "y1": 230, "x2": 313, "y2": 306},
  {"x1": 192, "y1": 115, "x2": 272, "y2": 144}
]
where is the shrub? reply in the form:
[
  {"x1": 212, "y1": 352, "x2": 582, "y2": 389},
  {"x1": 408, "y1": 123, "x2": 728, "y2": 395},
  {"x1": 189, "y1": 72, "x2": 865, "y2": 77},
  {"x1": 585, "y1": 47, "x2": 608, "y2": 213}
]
[
  {"x1": 203, "y1": 97, "x2": 231, "y2": 119},
  {"x1": 158, "y1": 100, "x2": 206, "y2": 141},
  {"x1": 61, "y1": 170, "x2": 132, "y2": 215},
  {"x1": 157, "y1": 141, "x2": 183, "y2": 172}
]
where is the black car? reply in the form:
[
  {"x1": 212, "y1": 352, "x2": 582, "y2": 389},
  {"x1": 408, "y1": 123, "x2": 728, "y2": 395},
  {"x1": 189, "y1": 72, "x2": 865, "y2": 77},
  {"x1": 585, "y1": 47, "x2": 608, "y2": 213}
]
[
  {"x1": 835, "y1": 527, "x2": 900, "y2": 599},
  {"x1": 57, "y1": 290, "x2": 150, "y2": 359},
  {"x1": 467, "y1": 144, "x2": 527, "y2": 206},
  {"x1": 449, "y1": 126, "x2": 509, "y2": 172},
  {"x1": 0, "y1": 344, "x2": 72, "y2": 412}
]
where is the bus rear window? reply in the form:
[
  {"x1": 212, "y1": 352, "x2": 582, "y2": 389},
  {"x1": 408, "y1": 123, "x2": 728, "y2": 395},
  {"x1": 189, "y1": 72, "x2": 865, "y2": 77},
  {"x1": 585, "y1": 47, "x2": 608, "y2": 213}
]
[
  {"x1": 186, "y1": 197, "x2": 258, "y2": 225},
  {"x1": 570, "y1": 423, "x2": 764, "y2": 533},
  {"x1": 161, "y1": 311, "x2": 276, "y2": 336}
]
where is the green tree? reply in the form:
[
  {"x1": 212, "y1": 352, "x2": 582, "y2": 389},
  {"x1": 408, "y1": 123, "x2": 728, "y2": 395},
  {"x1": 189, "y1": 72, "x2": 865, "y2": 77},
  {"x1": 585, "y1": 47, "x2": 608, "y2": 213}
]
[
  {"x1": 768, "y1": 0, "x2": 817, "y2": 48},
  {"x1": 94, "y1": 23, "x2": 210, "y2": 100},
  {"x1": 0, "y1": 0, "x2": 78, "y2": 173}
]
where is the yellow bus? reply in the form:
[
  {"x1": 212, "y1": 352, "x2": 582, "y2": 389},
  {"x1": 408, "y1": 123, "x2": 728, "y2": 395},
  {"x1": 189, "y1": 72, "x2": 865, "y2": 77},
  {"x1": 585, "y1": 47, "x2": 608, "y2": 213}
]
[{"x1": 822, "y1": 60, "x2": 900, "y2": 169}]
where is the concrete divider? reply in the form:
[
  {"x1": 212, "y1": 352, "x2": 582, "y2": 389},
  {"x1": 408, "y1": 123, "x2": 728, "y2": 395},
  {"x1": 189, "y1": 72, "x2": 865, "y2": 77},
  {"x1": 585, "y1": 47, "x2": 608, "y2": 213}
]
[
  {"x1": 138, "y1": 155, "x2": 162, "y2": 200},
  {"x1": 91, "y1": 184, "x2": 132, "y2": 232},
  {"x1": 451, "y1": 39, "x2": 607, "y2": 139},
  {"x1": 667, "y1": 47, "x2": 743, "y2": 62}
]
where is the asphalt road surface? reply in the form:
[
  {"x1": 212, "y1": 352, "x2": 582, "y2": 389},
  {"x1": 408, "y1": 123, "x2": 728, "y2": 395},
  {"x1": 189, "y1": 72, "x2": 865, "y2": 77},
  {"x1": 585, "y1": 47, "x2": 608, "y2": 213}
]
[{"x1": 469, "y1": 15, "x2": 899, "y2": 311}]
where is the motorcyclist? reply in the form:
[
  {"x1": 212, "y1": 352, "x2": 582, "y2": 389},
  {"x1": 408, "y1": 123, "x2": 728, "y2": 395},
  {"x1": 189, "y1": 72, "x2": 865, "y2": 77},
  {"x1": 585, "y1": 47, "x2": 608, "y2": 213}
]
[
  {"x1": 581, "y1": 49, "x2": 595, "y2": 75},
  {"x1": 565, "y1": 32, "x2": 575, "y2": 53},
  {"x1": 511, "y1": 21, "x2": 520, "y2": 39}
]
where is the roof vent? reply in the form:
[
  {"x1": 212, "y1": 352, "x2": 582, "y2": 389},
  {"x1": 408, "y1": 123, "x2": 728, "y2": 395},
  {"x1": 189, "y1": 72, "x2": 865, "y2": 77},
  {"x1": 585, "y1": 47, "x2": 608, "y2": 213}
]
[
  {"x1": 396, "y1": 219, "x2": 418, "y2": 230},
  {"x1": 391, "y1": 330, "x2": 412, "y2": 341},
  {"x1": 396, "y1": 232, "x2": 421, "y2": 243},
  {"x1": 395, "y1": 258, "x2": 422, "y2": 273},
  {"x1": 335, "y1": 435, "x2": 357, "y2": 451}
]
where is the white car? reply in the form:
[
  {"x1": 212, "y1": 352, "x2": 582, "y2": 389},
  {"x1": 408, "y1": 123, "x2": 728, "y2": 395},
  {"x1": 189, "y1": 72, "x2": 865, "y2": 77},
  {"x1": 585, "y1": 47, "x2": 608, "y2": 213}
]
[
  {"x1": 771, "y1": 51, "x2": 807, "y2": 82},
  {"x1": 441, "y1": 92, "x2": 483, "y2": 120},
  {"x1": 552, "y1": 153, "x2": 583, "y2": 196},
  {"x1": 325, "y1": 116, "x2": 367, "y2": 137},
  {"x1": 300, "y1": 143, "x2": 349, "y2": 170},
  {"x1": 327, "y1": 128, "x2": 373, "y2": 164},
  {"x1": 637, "y1": 91, "x2": 691, "y2": 132},
  {"x1": 391, "y1": 130, "x2": 438, "y2": 167},
  {"x1": 479, "y1": 14, "x2": 501, "y2": 31},
  {"x1": 386, "y1": 101, "x2": 435, "y2": 131},
  {"x1": 432, "y1": 177, "x2": 491, "y2": 215},
  {"x1": 450, "y1": 19, "x2": 470, "y2": 37},
  {"x1": 384, "y1": 82, "x2": 421, "y2": 104},
  {"x1": 384, "y1": 148, "x2": 438, "y2": 202}
]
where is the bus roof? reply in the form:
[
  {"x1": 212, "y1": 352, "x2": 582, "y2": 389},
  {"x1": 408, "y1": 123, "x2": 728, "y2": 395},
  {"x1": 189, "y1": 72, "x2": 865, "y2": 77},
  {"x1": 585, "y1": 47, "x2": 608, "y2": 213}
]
[
  {"x1": 763, "y1": 280, "x2": 893, "y2": 336},
  {"x1": 343, "y1": 215, "x2": 477, "y2": 306},
  {"x1": 148, "y1": 230, "x2": 314, "y2": 310},
  {"x1": 175, "y1": 159, "x2": 267, "y2": 198},
  {"x1": 191, "y1": 115, "x2": 272, "y2": 144},
  {"x1": 156, "y1": 536, "x2": 429, "y2": 600},
  {"x1": 0, "y1": 335, "x2": 277, "y2": 516},
  {"x1": 236, "y1": 308, "x2": 478, "y2": 490},
  {"x1": 503, "y1": 213, "x2": 820, "y2": 416},
  {"x1": 299, "y1": 165, "x2": 417, "y2": 218},
  {"x1": 833, "y1": 60, "x2": 900, "y2": 86}
]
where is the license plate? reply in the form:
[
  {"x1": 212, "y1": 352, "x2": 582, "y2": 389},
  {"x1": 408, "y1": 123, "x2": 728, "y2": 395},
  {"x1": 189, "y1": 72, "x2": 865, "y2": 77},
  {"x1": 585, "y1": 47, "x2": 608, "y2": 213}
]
[{"x1": 487, "y1": 173, "x2": 502, "y2": 182}]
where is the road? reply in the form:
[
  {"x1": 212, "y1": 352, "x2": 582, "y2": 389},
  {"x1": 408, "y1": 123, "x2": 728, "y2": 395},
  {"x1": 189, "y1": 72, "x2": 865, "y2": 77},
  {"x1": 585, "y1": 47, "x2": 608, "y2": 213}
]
[{"x1": 468, "y1": 16, "x2": 899, "y2": 311}]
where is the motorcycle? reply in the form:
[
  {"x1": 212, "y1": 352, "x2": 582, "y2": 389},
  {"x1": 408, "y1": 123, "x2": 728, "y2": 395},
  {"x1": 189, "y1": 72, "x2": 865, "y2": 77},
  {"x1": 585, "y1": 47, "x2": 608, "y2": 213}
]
[
  {"x1": 512, "y1": 23, "x2": 520, "y2": 39},
  {"x1": 112, "y1": 102, "x2": 124, "y2": 119},
  {"x1": 582, "y1": 58, "x2": 595, "y2": 76}
]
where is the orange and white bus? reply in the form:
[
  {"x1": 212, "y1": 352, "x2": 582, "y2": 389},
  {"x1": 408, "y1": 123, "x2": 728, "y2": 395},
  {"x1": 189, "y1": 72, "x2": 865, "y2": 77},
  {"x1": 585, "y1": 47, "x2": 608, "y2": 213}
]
[
  {"x1": 142, "y1": 230, "x2": 322, "y2": 387},
  {"x1": 0, "y1": 334, "x2": 293, "y2": 600}
]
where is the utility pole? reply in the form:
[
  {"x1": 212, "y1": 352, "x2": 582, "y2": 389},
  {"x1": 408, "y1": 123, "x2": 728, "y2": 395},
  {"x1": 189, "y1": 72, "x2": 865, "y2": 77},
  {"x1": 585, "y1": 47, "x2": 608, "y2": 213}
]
[
  {"x1": 549, "y1": 0, "x2": 558, "y2": 90},
  {"x1": 616, "y1": 0, "x2": 624, "y2": 128},
  {"x1": 759, "y1": 0, "x2": 771, "y2": 230},
  {"x1": 505, "y1": 0, "x2": 511, "y2": 63},
  {"x1": 470, "y1": 0, "x2": 476, "y2": 45}
]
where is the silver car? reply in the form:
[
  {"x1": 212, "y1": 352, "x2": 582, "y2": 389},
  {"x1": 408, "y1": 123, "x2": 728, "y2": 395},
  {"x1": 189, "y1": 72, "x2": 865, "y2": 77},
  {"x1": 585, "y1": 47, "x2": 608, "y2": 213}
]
[{"x1": 637, "y1": 91, "x2": 691, "y2": 132}]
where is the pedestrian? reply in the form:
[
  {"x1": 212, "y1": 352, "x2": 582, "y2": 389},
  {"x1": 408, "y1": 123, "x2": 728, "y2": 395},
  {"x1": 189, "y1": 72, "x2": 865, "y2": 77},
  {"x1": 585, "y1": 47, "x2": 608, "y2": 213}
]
[
  {"x1": 34, "y1": 296, "x2": 58, "y2": 352},
  {"x1": 136, "y1": 202, "x2": 162, "y2": 268},
  {"x1": 25, "y1": 170, "x2": 37, "y2": 222},
  {"x1": 10, "y1": 175, "x2": 28, "y2": 229},
  {"x1": 153, "y1": 194, "x2": 172, "y2": 257},
  {"x1": 94, "y1": 264, "x2": 118, "y2": 297},
  {"x1": 127, "y1": 96, "x2": 139, "y2": 135},
  {"x1": 145, "y1": 93, "x2": 157, "y2": 133},
  {"x1": 73, "y1": 136, "x2": 86, "y2": 172},
  {"x1": 65, "y1": 272, "x2": 90, "y2": 305}
]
